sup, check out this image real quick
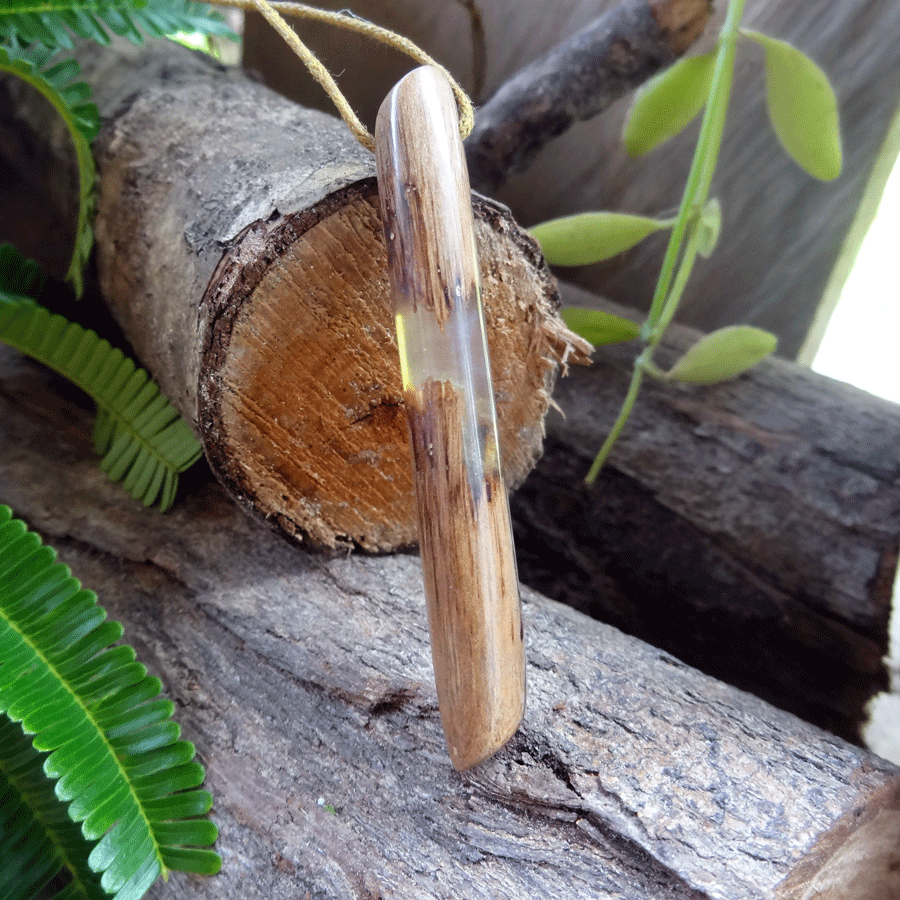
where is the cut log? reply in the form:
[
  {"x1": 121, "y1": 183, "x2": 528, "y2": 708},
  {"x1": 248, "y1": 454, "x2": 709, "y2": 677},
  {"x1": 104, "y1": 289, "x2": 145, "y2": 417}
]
[
  {"x1": 82, "y1": 39, "x2": 589, "y2": 551},
  {"x1": 4, "y1": 34, "x2": 894, "y2": 748},
  {"x1": 509, "y1": 283, "x2": 899, "y2": 742},
  {"x1": 2, "y1": 345, "x2": 900, "y2": 899}
]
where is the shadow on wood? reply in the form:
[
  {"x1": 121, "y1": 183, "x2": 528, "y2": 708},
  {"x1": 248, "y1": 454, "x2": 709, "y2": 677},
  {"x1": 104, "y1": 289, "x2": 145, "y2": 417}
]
[{"x1": 509, "y1": 285, "x2": 899, "y2": 744}]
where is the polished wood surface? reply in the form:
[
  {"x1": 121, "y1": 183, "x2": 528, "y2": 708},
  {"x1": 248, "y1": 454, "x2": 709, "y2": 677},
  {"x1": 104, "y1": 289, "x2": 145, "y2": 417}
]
[{"x1": 375, "y1": 67, "x2": 525, "y2": 769}]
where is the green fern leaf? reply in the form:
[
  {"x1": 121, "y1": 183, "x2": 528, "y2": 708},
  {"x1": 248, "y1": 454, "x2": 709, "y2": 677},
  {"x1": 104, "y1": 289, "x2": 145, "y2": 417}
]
[
  {"x1": 0, "y1": 288, "x2": 203, "y2": 510},
  {"x1": 0, "y1": 715, "x2": 106, "y2": 900},
  {"x1": 0, "y1": 505, "x2": 222, "y2": 899},
  {"x1": 0, "y1": 42, "x2": 98, "y2": 295},
  {"x1": 0, "y1": 1, "x2": 236, "y2": 49}
]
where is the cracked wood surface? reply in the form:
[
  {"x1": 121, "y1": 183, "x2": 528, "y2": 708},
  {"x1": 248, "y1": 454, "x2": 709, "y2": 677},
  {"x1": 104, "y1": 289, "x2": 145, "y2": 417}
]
[{"x1": 2, "y1": 346, "x2": 900, "y2": 898}]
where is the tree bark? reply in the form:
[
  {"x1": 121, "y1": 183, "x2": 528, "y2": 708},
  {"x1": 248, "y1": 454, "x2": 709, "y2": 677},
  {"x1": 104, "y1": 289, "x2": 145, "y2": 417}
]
[
  {"x1": 83, "y1": 39, "x2": 589, "y2": 551},
  {"x1": 11, "y1": 35, "x2": 894, "y2": 742},
  {"x1": 463, "y1": 0, "x2": 712, "y2": 192},
  {"x1": 511, "y1": 284, "x2": 900, "y2": 742},
  {"x1": 2, "y1": 345, "x2": 899, "y2": 900}
]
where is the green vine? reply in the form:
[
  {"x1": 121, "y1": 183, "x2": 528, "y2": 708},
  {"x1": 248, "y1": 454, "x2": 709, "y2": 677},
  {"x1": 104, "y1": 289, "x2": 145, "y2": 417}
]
[{"x1": 531, "y1": 0, "x2": 842, "y2": 483}]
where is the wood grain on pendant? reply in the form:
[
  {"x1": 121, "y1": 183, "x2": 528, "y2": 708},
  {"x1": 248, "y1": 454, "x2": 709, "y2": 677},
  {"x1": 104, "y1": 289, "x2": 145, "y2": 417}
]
[{"x1": 375, "y1": 67, "x2": 526, "y2": 770}]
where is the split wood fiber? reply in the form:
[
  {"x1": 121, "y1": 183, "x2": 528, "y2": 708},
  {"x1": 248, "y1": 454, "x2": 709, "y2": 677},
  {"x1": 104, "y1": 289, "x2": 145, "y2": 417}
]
[
  {"x1": 2, "y1": 345, "x2": 899, "y2": 899},
  {"x1": 375, "y1": 66, "x2": 525, "y2": 769},
  {"x1": 84, "y1": 39, "x2": 589, "y2": 550}
]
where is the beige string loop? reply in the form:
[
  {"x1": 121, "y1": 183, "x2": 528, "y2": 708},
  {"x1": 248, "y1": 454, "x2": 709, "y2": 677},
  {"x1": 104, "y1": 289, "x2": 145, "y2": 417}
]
[{"x1": 207, "y1": 0, "x2": 475, "y2": 152}]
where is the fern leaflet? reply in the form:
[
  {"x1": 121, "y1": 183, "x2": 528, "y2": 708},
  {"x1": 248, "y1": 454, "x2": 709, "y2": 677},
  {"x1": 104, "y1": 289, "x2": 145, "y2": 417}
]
[
  {"x1": 0, "y1": 274, "x2": 203, "y2": 510},
  {"x1": 0, "y1": 715, "x2": 105, "y2": 900},
  {"x1": 0, "y1": 505, "x2": 221, "y2": 900},
  {"x1": 0, "y1": 1, "x2": 236, "y2": 49},
  {"x1": 0, "y1": 41, "x2": 99, "y2": 296}
]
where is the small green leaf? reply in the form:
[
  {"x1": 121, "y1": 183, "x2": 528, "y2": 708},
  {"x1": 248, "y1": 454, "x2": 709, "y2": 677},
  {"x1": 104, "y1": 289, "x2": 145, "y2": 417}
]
[
  {"x1": 623, "y1": 50, "x2": 717, "y2": 156},
  {"x1": 744, "y1": 30, "x2": 842, "y2": 181},
  {"x1": 695, "y1": 197, "x2": 721, "y2": 258},
  {"x1": 531, "y1": 212, "x2": 672, "y2": 266},
  {"x1": 560, "y1": 307, "x2": 641, "y2": 346},
  {"x1": 666, "y1": 325, "x2": 777, "y2": 384}
]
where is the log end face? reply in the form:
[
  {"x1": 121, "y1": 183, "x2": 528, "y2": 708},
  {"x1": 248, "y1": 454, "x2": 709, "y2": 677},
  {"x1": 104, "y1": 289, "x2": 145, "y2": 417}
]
[{"x1": 198, "y1": 183, "x2": 586, "y2": 550}]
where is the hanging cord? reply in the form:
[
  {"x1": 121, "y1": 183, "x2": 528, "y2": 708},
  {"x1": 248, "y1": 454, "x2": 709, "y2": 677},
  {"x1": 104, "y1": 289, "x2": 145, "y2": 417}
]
[{"x1": 207, "y1": 0, "x2": 475, "y2": 152}]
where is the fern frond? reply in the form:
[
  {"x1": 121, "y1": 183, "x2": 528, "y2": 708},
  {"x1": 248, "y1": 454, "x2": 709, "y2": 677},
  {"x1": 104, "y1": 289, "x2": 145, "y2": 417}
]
[
  {"x1": 0, "y1": 42, "x2": 98, "y2": 296},
  {"x1": 0, "y1": 505, "x2": 221, "y2": 900},
  {"x1": 0, "y1": 287, "x2": 203, "y2": 510},
  {"x1": 0, "y1": 715, "x2": 106, "y2": 900},
  {"x1": 0, "y1": 1, "x2": 236, "y2": 50}
]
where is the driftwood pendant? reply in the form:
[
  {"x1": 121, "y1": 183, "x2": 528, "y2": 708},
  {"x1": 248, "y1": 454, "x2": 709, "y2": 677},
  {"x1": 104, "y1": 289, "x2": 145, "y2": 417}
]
[{"x1": 375, "y1": 67, "x2": 526, "y2": 770}]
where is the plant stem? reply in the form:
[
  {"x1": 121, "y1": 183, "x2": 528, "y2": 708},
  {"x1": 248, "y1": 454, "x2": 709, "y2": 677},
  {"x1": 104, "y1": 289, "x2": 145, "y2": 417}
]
[
  {"x1": 585, "y1": 355, "x2": 645, "y2": 486},
  {"x1": 644, "y1": 0, "x2": 744, "y2": 337},
  {"x1": 587, "y1": 0, "x2": 745, "y2": 483},
  {"x1": 650, "y1": 219, "x2": 705, "y2": 343}
]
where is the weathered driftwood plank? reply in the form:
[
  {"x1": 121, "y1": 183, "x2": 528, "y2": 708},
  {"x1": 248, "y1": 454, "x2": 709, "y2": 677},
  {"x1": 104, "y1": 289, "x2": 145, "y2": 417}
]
[
  {"x1": 82, "y1": 38, "x2": 587, "y2": 551},
  {"x1": 510, "y1": 284, "x2": 899, "y2": 742},
  {"x1": 2, "y1": 348, "x2": 900, "y2": 899}
]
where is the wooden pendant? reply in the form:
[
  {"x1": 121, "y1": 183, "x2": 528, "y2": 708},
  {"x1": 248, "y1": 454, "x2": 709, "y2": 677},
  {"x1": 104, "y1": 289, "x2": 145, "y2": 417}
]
[{"x1": 375, "y1": 67, "x2": 526, "y2": 770}]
